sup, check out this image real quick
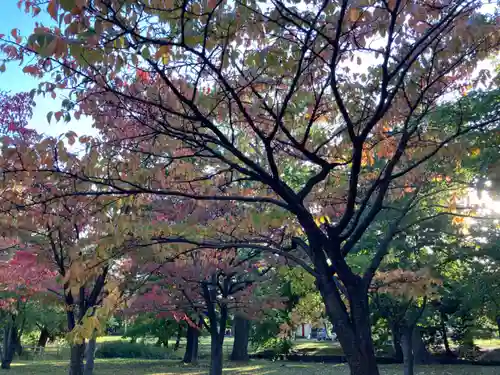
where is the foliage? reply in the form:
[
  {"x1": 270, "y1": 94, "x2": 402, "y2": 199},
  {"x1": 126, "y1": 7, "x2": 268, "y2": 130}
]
[
  {"x1": 255, "y1": 337, "x2": 294, "y2": 357},
  {"x1": 122, "y1": 313, "x2": 180, "y2": 347},
  {"x1": 1, "y1": 1, "x2": 500, "y2": 374},
  {"x1": 95, "y1": 341, "x2": 171, "y2": 360}
]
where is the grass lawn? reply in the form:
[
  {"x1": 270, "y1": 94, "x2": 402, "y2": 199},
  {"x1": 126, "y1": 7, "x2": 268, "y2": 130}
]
[{"x1": 10, "y1": 359, "x2": 500, "y2": 375}]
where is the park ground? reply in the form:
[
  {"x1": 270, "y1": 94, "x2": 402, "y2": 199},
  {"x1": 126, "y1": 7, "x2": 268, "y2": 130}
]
[
  {"x1": 9, "y1": 359, "x2": 500, "y2": 375},
  {"x1": 11, "y1": 336, "x2": 500, "y2": 375}
]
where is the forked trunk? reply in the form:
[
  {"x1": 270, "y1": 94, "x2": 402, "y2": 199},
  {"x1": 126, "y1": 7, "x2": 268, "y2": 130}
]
[
  {"x1": 320, "y1": 279, "x2": 380, "y2": 375},
  {"x1": 69, "y1": 343, "x2": 85, "y2": 375},
  {"x1": 230, "y1": 315, "x2": 249, "y2": 361},
  {"x1": 401, "y1": 329, "x2": 415, "y2": 375}
]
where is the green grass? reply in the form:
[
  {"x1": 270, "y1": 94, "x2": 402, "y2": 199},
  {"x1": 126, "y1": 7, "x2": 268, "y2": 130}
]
[
  {"x1": 292, "y1": 340, "x2": 344, "y2": 356},
  {"x1": 10, "y1": 359, "x2": 500, "y2": 375}
]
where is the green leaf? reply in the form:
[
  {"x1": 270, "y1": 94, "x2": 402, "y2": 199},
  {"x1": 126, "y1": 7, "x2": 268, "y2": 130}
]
[
  {"x1": 47, "y1": 111, "x2": 53, "y2": 124},
  {"x1": 141, "y1": 47, "x2": 151, "y2": 60},
  {"x1": 60, "y1": 0, "x2": 75, "y2": 11}
]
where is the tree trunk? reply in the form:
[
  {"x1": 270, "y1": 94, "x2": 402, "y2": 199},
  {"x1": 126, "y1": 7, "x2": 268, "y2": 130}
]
[
  {"x1": 320, "y1": 279, "x2": 380, "y2": 375},
  {"x1": 183, "y1": 324, "x2": 199, "y2": 363},
  {"x1": 68, "y1": 344, "x2": 85, "y2": 375},
  {"x1": 209, "y1": 331, "x2": 224, "y2": 375},
  {"x1": 13, "y1": 330, "x2": 22, "y2": 357},
  {"x1": 390, "y1": 323, "x2": 404, "y2": 362},
  {"x1": 1, "y1": 320, "x2": 17, "y2": 369},
  {"x1": 37, "y1": 327, "x2": 50, "y2": 348},
  {"x1": 83, "y1": 336, "x2": 96, "y2": 375},
  {"x1": 440, "y1": 313, "x2": 453, "y2": 357},
  {"x1": 230, "y1": 315, "x2": 249, "y2": 362},
  {"x1": 412, "y1": 327, "x2": 432, "y2": 364},
  {"x1": 496, "y1": 316, "x2": 500, "y2": 338},
  {"x1": 174, "y1": 325, "x2": 182, "y2": 351},
  {"x1": 401, "y1": 330, "x2": 415, "y2": 375}
]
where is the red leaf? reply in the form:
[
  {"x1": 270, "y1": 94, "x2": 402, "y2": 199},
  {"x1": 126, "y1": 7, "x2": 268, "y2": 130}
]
[{"x1": 47, "y1": 0, "x2": 58, "y2": 20}]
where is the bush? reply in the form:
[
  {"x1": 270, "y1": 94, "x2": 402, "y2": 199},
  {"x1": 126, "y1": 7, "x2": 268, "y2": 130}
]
[
  {"x1": 95, "y1": 341, "x2": 171, "y2": 359},
  {"x1": 256, "y1": 338, "x2": 293, "y2": 358}
]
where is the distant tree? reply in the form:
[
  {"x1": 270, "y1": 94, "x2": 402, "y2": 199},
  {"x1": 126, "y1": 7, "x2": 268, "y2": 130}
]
[
  {"x1": 130, "y1": 248, "x2": 284, "y2": 375},
  {"x1": 0, "y1": 251, "x2": 56, "y2": 369}
]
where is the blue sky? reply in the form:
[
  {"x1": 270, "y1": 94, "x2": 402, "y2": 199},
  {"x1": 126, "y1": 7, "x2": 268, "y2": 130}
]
[{"x1": 0, "y1": 2, "x2": 93, "y2": 138}]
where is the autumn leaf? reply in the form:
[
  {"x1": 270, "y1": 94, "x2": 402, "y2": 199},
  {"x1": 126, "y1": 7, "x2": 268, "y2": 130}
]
[{"x1": 47, "y1": 0, "x2": 58, "y2": 20}]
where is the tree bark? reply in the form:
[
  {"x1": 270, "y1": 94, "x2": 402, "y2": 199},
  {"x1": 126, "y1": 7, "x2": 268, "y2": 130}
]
[
  {"x1": 440, "y1": 313, "x2": 453, "y2": 357},
  {"x1": 230, "y1": 315, "x2": 249, "y2": 362},
  {"x1": 37, "y1": 327, "x2": 50, "y2": 348},
  {"x1": 412, "y1": 327, "x2": 432, "y2": 364},
  {"x1": 320, "y1": 279, "x2": 380, "y2": 375},
  {"x1": 401, "y1": 330, "x2": 415, "y2": 375},
  {"x1": 69, "y1": 344, "x2": 85, "y2": 375},
  {"x1": 83, "y1": 335, "x2": 96, "y2": 375},
  {"x1": 183, "y1": 324, "x2": 199, "y2": 363},
  {"x1": 496, "y1": 316, "x2": 500, "y2": 338},
  {"x1": 390, "y1": 323, "x2": 404, "y2": 362},
  {"x1": 1, "y1": 319, "x2": 17, "y2": 369},
  {"x1": 209, "y1": 331, "x2": 224, "y2": 375}
]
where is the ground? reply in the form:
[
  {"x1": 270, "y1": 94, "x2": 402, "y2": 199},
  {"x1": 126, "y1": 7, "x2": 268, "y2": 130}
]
[
  {"x1": 14, "y1": 336, "x2": 500, "y2": 374},
  {"x1": 10, "y1": 359, "x2": 500, "y2": 375}
]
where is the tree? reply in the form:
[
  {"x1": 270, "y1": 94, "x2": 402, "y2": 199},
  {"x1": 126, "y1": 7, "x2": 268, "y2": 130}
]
[
  {"x1": 130, "y1": 248, "x2": 284, "y2": 375},
  {"x1": 0, "y1": 91, "x2": 35, "y2": 138},
  {"x1": 2, "y1": 1, "x2": 500, "y2": 374},
  {"x1": 122, "y1": 313, "x2": 180, "y2": 347},
  {"x1": 0, "y1": 173, "x2": 133, "y2": 375},
  {"x1": 372, "y1": 268, "x2": 440, "y2": 375},
  {"x1": 0, "y1": 251, "x2": 56, "y2": 369}
]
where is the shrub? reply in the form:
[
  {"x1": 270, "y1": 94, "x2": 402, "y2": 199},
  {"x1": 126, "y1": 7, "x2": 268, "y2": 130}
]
[
  {"x1": 256, "y1": 338, "x2": 293, "y2": 358},
  {"x1": 95, "y1": 341, "x2": 171, "y2": 359}
]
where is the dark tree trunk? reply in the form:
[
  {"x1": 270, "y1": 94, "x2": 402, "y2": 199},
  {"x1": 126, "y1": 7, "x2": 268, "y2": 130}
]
[
  {"x1": 83, "y1": 336, "x2": 96, "y2": 375},
  {"x1": 230, "y1": 315, "x2": 249, "y2": 362},
  {"x1": 174, "y1": 325, "x2": 182, "y2": 351},
  {"x1": 401, "y1": 329, "x2": 415, "y2": 375},
  {"x1": 37, "y1": 327, "x2": 50, "y2": 348},
  {"x1": 390, "y1": 323, "x2": 404, "y2": 362},
  {"x1": 69, "y1": 344, "x2": 85, "y2": 375},
  {"x1": 1, "y1": 320, "x2": 17, "y2": 369},
  {"x1": 320, "y1": 279, "x2": 380, "y2": 375},
  {"x1": 13, "y1": 328, "x2": 22, "y2": 357},
  {"x1": 496, "y1": 316, "x2": 500, "y2": 337},
  {"x1": 412, "y1": 327, "x2": 432, "y2": 364},
  {"x1": 183, "y1": 324, "x2": 199, "y2": 363},
  {"x1": 209, "y1": 331, "x2": 224, "y2": 375},
  {"x1": 440, "y1": 313, "x2": 454, "y2": 357}
]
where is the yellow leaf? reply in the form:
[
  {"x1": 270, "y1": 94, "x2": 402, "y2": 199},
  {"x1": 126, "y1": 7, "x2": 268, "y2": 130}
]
[
  {"x1": 348, "y1": 8, "x2": 360, "y2": 22},
  {"x1": 155, "y1": 45, "x2": 170, "y2": 64}
]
